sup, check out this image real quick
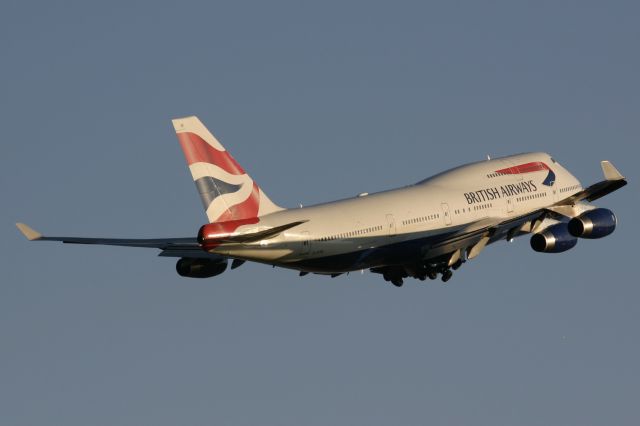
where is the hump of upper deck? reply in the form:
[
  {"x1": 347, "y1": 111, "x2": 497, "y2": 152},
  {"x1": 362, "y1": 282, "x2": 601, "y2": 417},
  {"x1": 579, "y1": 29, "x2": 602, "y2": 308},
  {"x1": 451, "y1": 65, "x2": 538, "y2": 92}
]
[{"x1": 416, "y1": 152, "x2": 552, "y2": 187}]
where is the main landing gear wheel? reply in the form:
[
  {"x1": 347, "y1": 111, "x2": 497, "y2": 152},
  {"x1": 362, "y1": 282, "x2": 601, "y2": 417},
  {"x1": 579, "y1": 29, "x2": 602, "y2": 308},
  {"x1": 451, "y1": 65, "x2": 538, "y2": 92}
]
[
  {"x1": 441, "y1": 269, "x2": 453, "y2": 283},
  {"x1": 391, "y1": 278, "x2": 404, "y2": 287},
  {"x1": 427, "y1": 271, "x2": 438, "y2": 280}
]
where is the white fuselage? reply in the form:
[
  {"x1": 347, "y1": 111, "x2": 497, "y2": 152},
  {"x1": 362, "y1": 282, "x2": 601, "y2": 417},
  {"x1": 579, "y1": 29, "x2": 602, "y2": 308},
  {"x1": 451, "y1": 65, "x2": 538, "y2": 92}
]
[
  {"x1": 17, "y1": 115, "x2": 625, "y2": 284},
  {"x1": 209, "y1": 152, "x2": 583, "y2": 273}
]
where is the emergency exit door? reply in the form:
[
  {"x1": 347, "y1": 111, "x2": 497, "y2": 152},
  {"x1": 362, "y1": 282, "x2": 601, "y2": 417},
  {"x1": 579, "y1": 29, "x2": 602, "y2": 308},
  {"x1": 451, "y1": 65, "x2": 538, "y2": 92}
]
[{"x1": 441, "y1": 203, "x2": 452, "y2": 226}]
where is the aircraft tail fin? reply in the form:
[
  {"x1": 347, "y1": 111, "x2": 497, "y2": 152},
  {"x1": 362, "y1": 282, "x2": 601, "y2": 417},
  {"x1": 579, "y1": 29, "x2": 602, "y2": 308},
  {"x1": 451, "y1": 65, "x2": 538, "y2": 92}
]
[{"x1": 172, "y1": 116, "x2": 284, "y2": 223}]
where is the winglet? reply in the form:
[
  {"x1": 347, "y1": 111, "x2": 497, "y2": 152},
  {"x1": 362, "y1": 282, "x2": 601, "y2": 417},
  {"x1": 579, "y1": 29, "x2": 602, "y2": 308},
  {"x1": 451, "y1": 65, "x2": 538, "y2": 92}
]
[
  {"x1": 16, "y1": 223, "x2": 43, "y2": 241},
  {"x1": 601, "y1": 161, "x2": 624, "y2": 181}
]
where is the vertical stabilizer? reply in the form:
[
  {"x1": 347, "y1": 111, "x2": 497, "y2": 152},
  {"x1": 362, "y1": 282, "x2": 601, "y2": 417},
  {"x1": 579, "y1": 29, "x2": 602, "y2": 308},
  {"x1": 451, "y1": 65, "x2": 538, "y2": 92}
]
[{"x1": 173, "y1": 116, "x2": 283, "y2": 223}]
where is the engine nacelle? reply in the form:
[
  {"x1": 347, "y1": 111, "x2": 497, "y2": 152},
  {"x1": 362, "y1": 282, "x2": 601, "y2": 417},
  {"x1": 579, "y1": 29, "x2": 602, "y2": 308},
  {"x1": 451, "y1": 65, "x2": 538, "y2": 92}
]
[
  {"x1": 530, "y1": 223, "x2": 578, "y2": 253},
  {"x1": 568, "y1": 208, "x2": 617, "y2": 239},
  {"x1": 176, "y1": 258, "x2": 228, "y2": 278}
]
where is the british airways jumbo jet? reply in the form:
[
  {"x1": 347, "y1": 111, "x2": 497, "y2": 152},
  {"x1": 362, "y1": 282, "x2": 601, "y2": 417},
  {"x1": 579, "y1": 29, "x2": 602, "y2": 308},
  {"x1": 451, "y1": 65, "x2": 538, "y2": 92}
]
[{"x1": 17, "y1": 116, "x2": 627, "y2": 286}]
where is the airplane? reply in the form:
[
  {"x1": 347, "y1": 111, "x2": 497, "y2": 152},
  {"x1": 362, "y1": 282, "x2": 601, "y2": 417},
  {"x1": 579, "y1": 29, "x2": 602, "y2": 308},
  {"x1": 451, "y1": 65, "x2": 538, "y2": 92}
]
[{"x1": 17, "y1": 116, "x2": 627, "y2": 286}]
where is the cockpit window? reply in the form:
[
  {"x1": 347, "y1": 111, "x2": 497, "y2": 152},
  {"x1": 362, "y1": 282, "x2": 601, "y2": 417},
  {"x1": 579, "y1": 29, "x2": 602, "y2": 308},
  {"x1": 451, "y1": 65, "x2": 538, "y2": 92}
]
[{"x1": 550, "y1": 157, "x2": 557, "y2": 164}]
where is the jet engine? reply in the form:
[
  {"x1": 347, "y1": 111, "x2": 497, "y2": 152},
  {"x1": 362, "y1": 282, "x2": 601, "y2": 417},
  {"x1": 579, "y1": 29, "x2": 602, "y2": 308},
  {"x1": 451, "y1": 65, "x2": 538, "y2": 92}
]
[
  {"x1": 176, "y1": 257, "x2": 228, "y2": 278},
  {"x1": 530, "y1": 223, "x2": 577, "y2": 253},
  {"x1": 568, "y1": 208, "x2": 617, "y2": 239}
]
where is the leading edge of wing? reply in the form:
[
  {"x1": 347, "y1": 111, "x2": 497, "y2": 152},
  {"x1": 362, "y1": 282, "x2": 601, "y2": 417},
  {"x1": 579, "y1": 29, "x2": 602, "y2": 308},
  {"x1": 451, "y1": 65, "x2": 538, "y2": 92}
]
[{"x1": 15, "y1": 222, "x2": 198, "y2": 249}]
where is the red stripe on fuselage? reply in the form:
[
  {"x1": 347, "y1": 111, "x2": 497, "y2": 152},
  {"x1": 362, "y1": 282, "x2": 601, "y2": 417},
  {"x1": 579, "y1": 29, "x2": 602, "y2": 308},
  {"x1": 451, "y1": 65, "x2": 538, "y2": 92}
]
[
  {"x1": 177, "y1": 132, "x2": 246, "y2": 175},
  {"x1": 495, "y1": 162, "x2": 550, "y2": 175}
]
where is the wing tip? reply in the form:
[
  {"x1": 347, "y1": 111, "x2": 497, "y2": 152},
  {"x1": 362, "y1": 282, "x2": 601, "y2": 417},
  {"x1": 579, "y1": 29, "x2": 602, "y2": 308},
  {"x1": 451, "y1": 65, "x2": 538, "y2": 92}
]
[
  {"x1": 16, "y1": 223, "x2": 42, "y2": 241},
  {"x1": 601, "y1": 160, "x2": 625, "y2": 181}
]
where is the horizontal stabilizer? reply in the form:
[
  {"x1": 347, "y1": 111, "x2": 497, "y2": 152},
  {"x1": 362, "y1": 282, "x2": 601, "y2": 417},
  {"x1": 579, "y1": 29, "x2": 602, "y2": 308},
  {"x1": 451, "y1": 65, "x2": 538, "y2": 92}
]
[
  {"x1": 200, "y1": 220, "x2": 307, "y2": 246},
  {"x1": 221, "y1": 221, "x2": 307, "y2": 244}
]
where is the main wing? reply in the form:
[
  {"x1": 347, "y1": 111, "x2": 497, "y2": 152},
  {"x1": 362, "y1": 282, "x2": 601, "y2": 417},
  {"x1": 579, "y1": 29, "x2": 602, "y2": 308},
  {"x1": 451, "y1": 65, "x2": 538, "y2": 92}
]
[{"x1": 15, "y1": 223, "x2": 219, "y2": 260}]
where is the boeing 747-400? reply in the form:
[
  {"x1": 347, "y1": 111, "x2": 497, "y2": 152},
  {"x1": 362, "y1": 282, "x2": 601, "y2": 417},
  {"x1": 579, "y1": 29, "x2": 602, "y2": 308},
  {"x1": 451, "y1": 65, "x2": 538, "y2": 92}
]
[{"x1": 17, "y1": 116, "x2": 627, "y2": 286}]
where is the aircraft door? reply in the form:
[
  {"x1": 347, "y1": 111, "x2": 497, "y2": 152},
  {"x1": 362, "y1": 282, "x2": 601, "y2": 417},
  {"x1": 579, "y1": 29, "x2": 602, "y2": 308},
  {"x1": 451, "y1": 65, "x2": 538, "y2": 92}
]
[
  {"x1": 441, "y1": 203, "x2": 452, "y2": 226},
  {"x1": 385, "y1": 214, "x2": 397, "y2": 236},
  {"x1": 301, "y1": 231, "x2": 311, "y2": 255}
]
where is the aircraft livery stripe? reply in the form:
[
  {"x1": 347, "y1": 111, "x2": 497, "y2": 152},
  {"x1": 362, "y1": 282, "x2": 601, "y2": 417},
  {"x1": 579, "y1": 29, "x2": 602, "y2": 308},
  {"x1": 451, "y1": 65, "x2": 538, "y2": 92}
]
[
  {"x1": 211, "y1": 182, "x2": 261, "y2": 224},
  {"x1": 177, "y1": 132, "x2": 246, "y2": 175},
  {"x1": 494, "y1": 162, "x2": 550, "y2": 174}
]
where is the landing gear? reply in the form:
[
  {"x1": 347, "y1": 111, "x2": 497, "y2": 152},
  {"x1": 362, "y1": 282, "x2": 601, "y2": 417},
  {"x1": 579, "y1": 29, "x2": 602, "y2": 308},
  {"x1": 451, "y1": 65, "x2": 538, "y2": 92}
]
[
  {"x1": 451, "y1": 259, "x2": 463, "y2": 270},
  {"x1": 381, "y1": 270, "x2": 406, "y2": 287},
  {"x1": 372, "y1": 258, "x2": 459, "y2": 286}
]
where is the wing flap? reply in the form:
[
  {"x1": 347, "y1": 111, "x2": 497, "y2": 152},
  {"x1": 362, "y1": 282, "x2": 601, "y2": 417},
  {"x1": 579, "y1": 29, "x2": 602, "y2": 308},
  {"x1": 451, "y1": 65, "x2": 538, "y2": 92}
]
[{"x1": 158, "y1": 249, "x2": 225, "y2": 260}]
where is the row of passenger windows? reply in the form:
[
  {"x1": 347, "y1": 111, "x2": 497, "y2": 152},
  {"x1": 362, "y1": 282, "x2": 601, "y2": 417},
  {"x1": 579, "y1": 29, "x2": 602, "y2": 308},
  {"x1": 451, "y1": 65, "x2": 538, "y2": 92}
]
[
  {"x1": 560, "y1": 184, "x2": 580, "y2": 193},
  {"x1": 486, "y1": 172, "x2": 505, "y2": 178},
  {"x1": 318, "y1": 189, "x2": 556, "y2": 242},
  {"x1": 454, "y1": 207, "x2": 471, "y2": 214},
  {"x1": 516, "y1": 192, "x2": 547, "y2": 202},
  {"x1": 402, "y1": 214, "x2": 439, "y2": 226},
  {"x1": 453, "y1": 204, "x2": 493, "y2": 215},
  {"x1": 319, "y1": 225, "x2": 384, "y2": 241},
  {"x1": 473, "y1": 203, "x2": 493, "y2": 211}
]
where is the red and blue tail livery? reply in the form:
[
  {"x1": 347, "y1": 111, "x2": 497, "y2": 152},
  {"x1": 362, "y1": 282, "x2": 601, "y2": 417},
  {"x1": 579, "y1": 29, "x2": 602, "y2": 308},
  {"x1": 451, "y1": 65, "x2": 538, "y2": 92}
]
[
  {"x1": 17, "y1": 116, "x2": 627, "y2": 286},
  {"x1": 173, "y1": 116, "x2": 282, "y2": 224}
]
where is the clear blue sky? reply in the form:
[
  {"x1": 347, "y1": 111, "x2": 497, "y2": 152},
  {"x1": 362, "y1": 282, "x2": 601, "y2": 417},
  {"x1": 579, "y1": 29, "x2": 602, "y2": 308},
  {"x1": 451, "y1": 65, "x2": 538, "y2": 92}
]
[{"x1": 1, "y1": 1, "x2": 638, "y2": 425}]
